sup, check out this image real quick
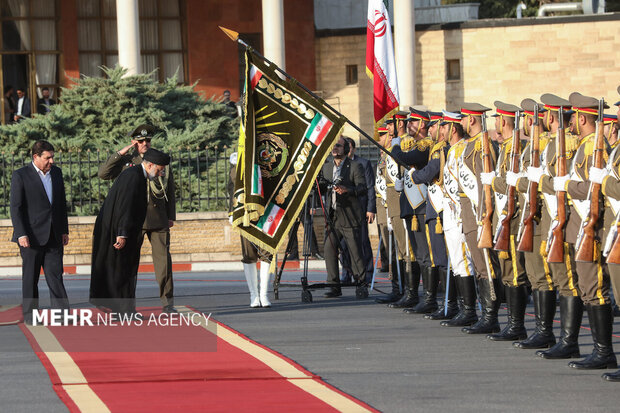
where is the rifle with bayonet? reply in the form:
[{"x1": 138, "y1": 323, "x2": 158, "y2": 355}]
[
  {"x1": 494, "y1": 111, "x2": 521, "y2": 251},
  {"x1": 478, "y1": 113, "x2": 494, "y2": 249},
  {"x1": 547, "y1": 107, "x2": 567, "y2": 263},
  {"x1": 575, "y1": 98, "x2": 605, "y2": 262},
  {"x1": 517, "y1": 105, "x2": 540, "y2": 252}
]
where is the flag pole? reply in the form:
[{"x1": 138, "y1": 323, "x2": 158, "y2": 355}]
[{"x1": 219, "y1": 26, "x2": 409, "y2": 170}]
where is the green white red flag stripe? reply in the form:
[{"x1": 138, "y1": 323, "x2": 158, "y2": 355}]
[
  {"x1": 251, "y1": 164, "x2": 263, "y2": 196},
  {"x1": 304, "y1": 113, "x2": 333, "y2": 146},
  {"x1": 257, "y1": 203, "x2": 285, "y2": 236},
  {"x1": 250, "y1": 65, "x2": 262, "y2": 89}
]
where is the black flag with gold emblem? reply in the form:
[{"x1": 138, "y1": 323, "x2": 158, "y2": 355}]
[{"x1": 231, "y1": 49, "x2": 345, "y2": 254}]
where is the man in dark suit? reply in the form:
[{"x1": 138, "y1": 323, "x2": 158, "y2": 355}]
[
  {"x1": 14, "y1": 87, "x2": 31, "y2": 122},
  {"x1": 10, "y1": 140, "x2": 69, "y2": 322},
  {"x1": 341, "y1": 137, "x2": 376, "y2": 282},
  {"x1": 320, "y1": 136, "x2": 368, "y2": 298},
  {"x1": 36, "y1": 87, "x2": 56, "y2": 114}
]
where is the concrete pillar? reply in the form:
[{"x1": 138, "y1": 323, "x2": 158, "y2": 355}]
[
  {"x1": 394, "y1": 0, "x2": 416, "y2": 107},
  {"x1": 116, "y1": 0, "x2": 141, "y2": 75},
  {"x1": 261, "y1": 0, "x2": 286, "y2": 69}
]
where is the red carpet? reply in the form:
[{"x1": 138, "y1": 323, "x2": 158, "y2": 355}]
[
  {"x1": 0, "y1": 305, "x2": 23, "y2": 325},
  {"x1": 19, "y1": 306, "x2": 377, "y2": 412}
]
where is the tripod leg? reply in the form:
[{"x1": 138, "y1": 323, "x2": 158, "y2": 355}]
[
  {"x1": 370, "y1": 232, "x2": 383, "y2": 291},
  {"x1": 274, "y1": 218, "x2": 301, "y2": 300}
]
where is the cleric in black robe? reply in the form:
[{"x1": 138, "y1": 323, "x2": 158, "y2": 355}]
[{"x1": 90, "y1": 148, "x2": 170, "y2": 312}]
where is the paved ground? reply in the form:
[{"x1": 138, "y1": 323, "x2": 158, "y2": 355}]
[{"x1": 1, "y1": 269, "x2": 619, "y2": 412}]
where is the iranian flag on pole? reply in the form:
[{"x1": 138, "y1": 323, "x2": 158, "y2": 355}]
[
  {"x1": 256, "y1": 203, "x2": 285, "y2": 236},
  {"x1": 304, "y1": 113, "x2": 333, "y2": 146},
  {"x1": 366, "y1": 0, "x2": 399, "y2": 134}
]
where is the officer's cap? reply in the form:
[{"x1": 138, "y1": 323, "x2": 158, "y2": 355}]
[
  {"x1": 569, "y1": 92, "x2": 608, "y2": 116},
  {"x1": 540, "y1": 94, "x2": 573, "y2": 114},
  {"x1": 520, "y1": 98, "x2": 546, "y2": 118},
  {"x1": 440, "y1": 110, "x2": 462, "y2": 126},
  {"x1": 460, "y1": 102, "x2": 491, "y2": 116},
  {"x1": 129, "y1": 124, "x2": 156, "y2": 141},
  {"x1": 491, "y1": 101, "x2": 520, "y2": 117}
]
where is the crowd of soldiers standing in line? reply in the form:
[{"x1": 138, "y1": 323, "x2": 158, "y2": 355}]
[{"x1": 370, "y1": 87, "x2": 620, "y2": 382}]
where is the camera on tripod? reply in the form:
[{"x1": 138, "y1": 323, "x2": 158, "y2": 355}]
[{"x1": 318, "y1": 172, "x2": 343, "y2": 190}]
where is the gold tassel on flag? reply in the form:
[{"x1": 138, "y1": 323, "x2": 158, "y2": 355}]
[
  {"x1": 411, "y1": 216, "x2": 419, "y2": 231},
  {"x1": 435, "y1": 217, "x2": 442, "y2": 234}
]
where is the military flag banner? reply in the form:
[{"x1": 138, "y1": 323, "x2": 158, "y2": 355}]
[
  {"x1": 232, "y1": 49, "x2": 346, "y2": 254},
  {"x1": 366, "y1": 0, "x2": 399, "y2": 136}
]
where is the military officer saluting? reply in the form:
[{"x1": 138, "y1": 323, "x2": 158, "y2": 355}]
[{"x1": 98, "y1": 124, "x2": 177, "y2": 313}]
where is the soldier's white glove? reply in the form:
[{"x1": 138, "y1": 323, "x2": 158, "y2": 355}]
[
  {"x1": 391, "y1": 137, "x2": 401, "y2": 147},
  {"x1": 394, "y1": 177, "x2": 404, "y2": 192},
  {"x1": 506, "y1": 171, "x2": 520, "y2": 187},
  {"x1": 229, "y1": 216, "x2": 233, "y2": 225},
  {"x1": 589, "y1": 167, "x2": 607, "y2": 185},
  {"x1": 527, "y1": 166, "x2": 544, "y2": 183},
  {"x1": 387, "y1": 217, "x2": 393, "y2": 231},
  {"x1": 553, "y1": 175, "x2": 570, "y2": 192},
  {"x1": 480, "y1": 172, "x2": 495, "y2": 186}
]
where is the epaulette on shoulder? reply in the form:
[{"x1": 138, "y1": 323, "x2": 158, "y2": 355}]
[
  {"x1": 474, "y1": 137, "x2": 483, "y2": 152},
  {"x1": 538, "y1": 132, "x2": 550, "y2": 152},
  {"x1": 583, "y1": 138, "x2": 594, "y2": 158},
  {"x1": 566, "y1": 132, "x2": 579, "y2": 153},
  {"x1": 503, "y1": 138, "x2": 513, "y2": 156},
  {"x1": 415, "y1": 137, "x2": 433, "y2": 152},
  {"x1": 430, "y1": 141, "x2": 446, "y2": 159},
  {"x1": 400, "y1": 137, "x2": 415, "y2": 152},
  {"x1": 451, "y1": 139, "x2": 467, "y2": 158}
]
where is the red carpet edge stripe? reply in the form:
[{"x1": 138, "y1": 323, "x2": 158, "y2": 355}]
[{"x1": 18, "y1": 306, "x2": 378, "y2": 412}]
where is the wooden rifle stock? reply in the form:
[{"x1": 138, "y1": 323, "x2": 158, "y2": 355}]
[
  {"x1": 494, "y1": 117, "x2": 521, "y2": 251},
  {"x1": 547, "y1": 109, "x2": 567, "y2": 263},
  {"x1": 575, "y1": 100, "x2": 605, "y2": 262},
  {"x1": 517, "y1": 111, "x2": 541, "y2": 252},
  {"x1": 607, "y1": 222, "x2": 620, "y2": 264},
  {"x1": 478, "y1": 127, "x2": 494, "y2": 249}
]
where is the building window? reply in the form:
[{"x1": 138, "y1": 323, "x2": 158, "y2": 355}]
[
  {"x1": 346, "y1": 64, "x2": 358, "y2": 85},
  {"x1": 0, "y1": 0, "x2": 60, "y2": 123},
  {"x1": 77, "y1": 0, "x2": 187, "y2": 83},
  {"x1": 446, "y1": 59, "x2": 460, "y2": 81}
]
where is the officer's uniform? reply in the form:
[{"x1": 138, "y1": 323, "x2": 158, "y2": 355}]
[
  {"x1": 484, "y1": 101, "x2": 529, "y2": 341},
  {"x1": 98, "y1": 124, "x2": 176, "y2": 311},
  {"x1": 512, "y1": 98, "x2": 556, "y2": 350},
  {"x1": 535, "y1": 94, "x2": 583, "y2": 360},
  {"x1": 457, "y1": 103, "x2": 502, "y2": 335},
  {"x1": 560, "y1": 93, "x2": 616, "y2": 370}
]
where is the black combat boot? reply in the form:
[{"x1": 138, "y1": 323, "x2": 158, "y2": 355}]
[
  {"x1": 537, "y1": 295, "x2": 582, "y2": 359},
  {"x1": 462, "y1": 277, "x2": 500, "y2": 334},
  {"x1": 389, "y1": 262, "x2": 419, "y2": 308},
  {"x1": 514, "y1": 289, "x2": 557, "y2": 349},
  {"x1": 426, "y1": 267, "x2": 458, "y2": 320},
  {"x1": 488, "y1": 284, "x2": 528, "y2": 341},
  {"x1": 406, "y1": 266, "x2": 439, "y2": 314},
  {"x1": 602, "y1": 369, "x2": 620, "y2": 381},
  {"x1": 568, "y1": 304, "x2": 618, "y2": 369},
  {"x1": 441, "y1": 276, "x2": 478, "y2": 327},
  {"x1": 375, "y1": 258, "x2": 403, "y2": 304}
]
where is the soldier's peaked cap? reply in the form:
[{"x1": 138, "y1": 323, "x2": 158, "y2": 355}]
[
  {"x1": 129, "y1": 124, "x2": 156, "y2": 140},
  {"x1": 520, "y1": 98, "x2": 546, "y2": 116},
  {"x1": 440, "y1": 110, "x2": 462, "y2": 125},
  {"x1": 540, "y1": 94, "x2": 572, "y2": 112},
  {"x1": 409, "y1": 107, "x2": 430, "y2": 121},
  {"x1": 492, "y1": 101, "x2": 520, "y2": 117},
  {"x1": 569, "y1": 92, "x2": 609, "y2": 115},
  {"x1": 385, "y1": 110, "x2": 409, "y2": 123},
  {"x1": 460, "y1": 102, "x2": 491, "y2": 116},
  {"x1": 427, "y1": 111, "x2": 443, "y2": 126},
  {"x1": 143, "y1": 148, "x2": 170, "y2": 166}
]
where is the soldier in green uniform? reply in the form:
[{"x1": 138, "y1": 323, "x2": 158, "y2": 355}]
[
  {"x1": 480, "y1": 101, "x2": 529, "y2": 341},
  {"x1": 458, "y1": 103, "x2": 502, "y2": 335},
  {"x1": 551, "y1": 93, "x2": 616, "y2": 370},
  {"x1": 528, "y1": 94, "x2": 582, "y2": 359},
  {"x1": 512, "y1": 99, "x2": 557, "y2": 350},
  {"x1": 98, "y1": 124, "x2": 176, "y2": 312}
]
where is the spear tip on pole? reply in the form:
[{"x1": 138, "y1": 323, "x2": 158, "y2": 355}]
[{"x1": 219, "y1": 26, "x2": 239, "y2": 42}]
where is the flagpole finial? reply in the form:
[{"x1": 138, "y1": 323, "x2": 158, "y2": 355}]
[{"x1": 219, "y1": 26, "x2": 239, "y2": 42}]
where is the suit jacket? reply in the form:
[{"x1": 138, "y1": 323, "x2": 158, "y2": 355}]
[
  {"x1": 37, "y1": 97, "x2": 56, "y2": 114},
  {"x1": 10, "y1": 164, "x2": 69, "y2": 246},
  {"x1": 351, "y1": 154, "x2": 376, "y2": 214},
  {"x1": 98, "y1": 151, "x2": 176, "y2": 229},
  {"x1": 320, "y1": 157, "x2": 366, "y2": 228},
  {"x1": 16, "y1": 97, "x2": 31, "y2": 119}
]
